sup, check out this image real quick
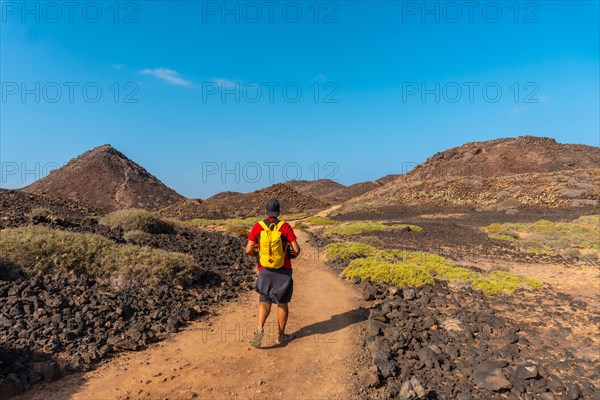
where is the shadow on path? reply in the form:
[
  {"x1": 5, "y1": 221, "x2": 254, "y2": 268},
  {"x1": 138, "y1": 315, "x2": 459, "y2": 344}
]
[{"x1": 293, "y1": 307, "x2": 368, "y2": 340}]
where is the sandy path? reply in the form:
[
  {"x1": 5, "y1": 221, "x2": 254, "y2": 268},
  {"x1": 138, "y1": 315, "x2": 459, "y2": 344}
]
[{"x1": 20, "y1": 230, "x2": 365, "y2": 400}]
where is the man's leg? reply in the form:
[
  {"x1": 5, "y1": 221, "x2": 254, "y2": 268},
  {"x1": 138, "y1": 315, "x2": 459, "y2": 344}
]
[
  {"x1": 251, "y1": 300, "x2": 271, "y2": 348},
  {"x1": 277, "y1": 303, "x2": 289, "y2": 334},
  {"x1": 258, "y1": 301, "x2": 272, "y2": 328}
]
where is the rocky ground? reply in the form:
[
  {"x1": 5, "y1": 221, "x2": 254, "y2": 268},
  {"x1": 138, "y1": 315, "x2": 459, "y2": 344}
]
[
  {"x1": 322, "y1": 207, "x2": 600, "y2": 266},
  {"x1": 0, "y1": 189, "x2": 101, "y2": 230},
  {"x1": 303, "y1": 223, "x2": 600, "y2": 399},
  {"x1": 0, "y1": 194, "x2": 257, "y2": 398},
  {"x1": 353, "y1": 281, "x2": 599, "y2": 399}
]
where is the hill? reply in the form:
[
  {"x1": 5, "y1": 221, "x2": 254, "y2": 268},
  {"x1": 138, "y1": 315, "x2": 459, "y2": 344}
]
[
  {"x1": 408, "y1": 136, "x2": 600, "y2": 180},
  {"x1": 159, "y1": 183, "x2": 329, "y2": 219},
  {"x1": 336, "y1": 137, "x2": 600, "y2": 215},
  {"x1": 284, "y1": 179, "x2": 345, "y2": 200},
  {"x1": 22, "y1": 145, "x2": 184, "y2": 212}
]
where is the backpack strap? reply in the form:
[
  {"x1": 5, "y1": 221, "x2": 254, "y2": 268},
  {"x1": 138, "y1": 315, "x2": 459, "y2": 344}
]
[
  {"x1": 258, "y1": 220, "x2": 269, "y2": 231},
  {"x1": 263, "y1": 218, "x2": 280, "y2": 230}
]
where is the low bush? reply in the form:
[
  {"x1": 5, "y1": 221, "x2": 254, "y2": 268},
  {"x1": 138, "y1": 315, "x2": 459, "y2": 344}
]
[
  {"x1": 29, "y1": 207, "x2": 52, "y2": 220},
  {"x1": 325, "y1": 222, "x2": 390, "y2": 235},
  {"x1": 304, "y1": 216, "x2": 338, "y2": 226},
  {"x1": 325, "y1": 242, "x2": 376, "y2": 259},
  {"x1": 0, "y1": 226, "x2": 199, "y2": 285},
  {"x1": 123, "y1": 229, "x2": 152, "y2": 243},
  {"x1": 100, "y1": 209, "x2": 175, "y2": 234},
  {"x1": 184, "y1": 217, "x2": 258, "y2": 229},
  {"x1": 484, "y1": 215, "x2": 600, "y2": 260},
  {"x1": 279, "y1": 213, "x2": 309, "y2": 221},
  {"x1": 324, "y1": 222, "x2": 423, "y2": 235},
  {"x1": 390, "y1": 224, "x2": 424, "y2": 232},
  {"x1": 334, "y1": 245, "x2": 542, "y2": 295}
]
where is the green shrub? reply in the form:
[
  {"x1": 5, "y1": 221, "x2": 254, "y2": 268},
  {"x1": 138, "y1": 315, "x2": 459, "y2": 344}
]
[
  {"x1": 305, "y1": 216, "x2": 338, "y2": 226},
  {"x1": 564, "y1": 248, "x2": 581, "y2": 260},
  {"x1": 123, "y1": 230, "x2": 152, "y2": 243},
  {"x1": 325, "y1": 242, "x2": 376, "y2": 259},
  {"x1": 100, "y1": 209, "x2": 175, "y2": 234},
  {"x1": 342, "y1": 257, "x2": 435, "y2": 287},
  {"x1": 184, "y1": 217, "x2": 258, "y2": 229},
  {"x1": 484, "y1": 215, "x2": 600, "y2": 260},
  {"x1": 0, "y1": 226, "x2": 198, "y2": 285},
  {"x1": 325, "y1": 222, "x2": 390, "y2": 235},
  {"x1": 356, "y1": 235, "x2": 385, "y2": 248},
  {"x1": 389, "y1": 224, "x2": 423, "y2": 232},
  {"x1": 29, "y1": 207, "x2": 51, "y2": 219},
  {"x1": 336, "y1": 246, "x2": 542, "y2": 295},
  {"x1": 225, "y1": 225, "x2": 249, "y2": 238},
  {"x1": 581, "y1": 251, "x2": 599, "y2": 262},
  {"x1": 324, "y1": 222, "x2": 423, "y2": 235},
  {"x1": 279, "y1": 213, "x2": 309, "y2": 221},
  {"x1": 295, "y1": 222, "x2": 308, "y2": 230}
]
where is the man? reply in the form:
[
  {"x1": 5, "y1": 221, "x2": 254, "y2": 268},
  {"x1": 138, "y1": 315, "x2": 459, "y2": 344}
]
[{"x1": 245, "y1": 199, "x2": 301, "y2": 348}]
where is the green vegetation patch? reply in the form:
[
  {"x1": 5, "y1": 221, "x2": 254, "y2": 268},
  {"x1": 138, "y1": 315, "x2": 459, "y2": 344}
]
[
  {"x1": 485, "y1": 215, "x2": 600, "y2": 259},
  {"x1": 0, "y1": 226, "x2": 198, "y2": 285},
  {"x1": 304, "y1": 216, "x2": 339, "y2": 226},
  {"x1": 389, "y1": 224, "x2": 424, "y2": 232},
  {"x1": 184, "y1": 217, "x2": 259, "y2": 229},
  {"x1": 325, "y1": 242, "x2": 376, "y2": 259},
  {"x1": 333, "y1": 244, "x2": 542, "y2": 295},
  {"x1": 100, "y1": 209, "x2": 175, "y2": 234},
  {"x1": 29, "y1": 207, "x2": 52, "y2": 219},
  {"x1": 325, "y1": 222, "x2": 424, "y2": 235},
  {"x1": 279, "y1": 213, "x2": 309, "y2": 221}
]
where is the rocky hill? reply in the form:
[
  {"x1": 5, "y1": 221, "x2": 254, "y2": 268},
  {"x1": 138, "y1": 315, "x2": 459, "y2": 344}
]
[
  {"x1": 408, "y1": 136, "x2": 600, "y2": 180},
  {"x1": 22, "y1": 145, "x2": 184, "y2": 213},
  {"x1": 336, "y1": 137, "x2": 600, "y2": 215},
  {"x1": 159, "y1": 183, "x2": 329, "y2": 219},
  {"x1": 284, "y1": 179, "x2": 345, "y2": 200}
]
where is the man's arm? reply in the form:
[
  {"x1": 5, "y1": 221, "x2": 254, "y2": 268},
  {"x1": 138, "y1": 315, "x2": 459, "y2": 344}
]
[
  {"x1": 289, "y1": 240, "x2": 301, "y2": 258},
  {"x1": 246, "y1": 240, "x2": 257, "y2": 257}
]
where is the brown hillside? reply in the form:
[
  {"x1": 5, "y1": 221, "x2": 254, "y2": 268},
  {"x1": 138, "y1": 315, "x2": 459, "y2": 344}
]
[
  {"x1": 284, "y1": 179, "x2": 345, "y2": 201},
  {"x1": 21, "y1": 145, "x2": 184, "y2": 212},
  {"x1": 408, "y1": 136, "x2": 600, "y2": 180},
  {"x1": 337, "y1": 168, "x2": 600, "y2": 215},
  {"x1": 159, "y1": 183, "x2": 329, "y2": 219}
]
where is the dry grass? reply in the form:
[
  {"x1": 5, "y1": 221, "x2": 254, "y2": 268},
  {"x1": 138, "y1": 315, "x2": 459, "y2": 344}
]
[
  {"x1": 100, "y1": 209, "x2": 175, "y2": 234},
  {"x1": 486, "y1": 215, "x2": 600, "y2": 260},
  {"x1": 325, "y1": 222, "x2": 423, "y2": 236},
  {"x1": 0, "y1": 226, "x2": 199, "y2": 285}
]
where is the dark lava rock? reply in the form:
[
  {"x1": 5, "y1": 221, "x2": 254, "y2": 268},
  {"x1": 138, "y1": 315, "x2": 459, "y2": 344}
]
[
  {"x1": 472, "y1": 363, "x2": 512, "y2": 392},
  {"x1": 514, "y1": 362, "x2": 539, "y2": 381}
]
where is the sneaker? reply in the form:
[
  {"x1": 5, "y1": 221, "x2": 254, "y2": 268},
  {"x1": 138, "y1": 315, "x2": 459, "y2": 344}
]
[
  {"x1": 276, "y1": 332, "x2": 294, "y2": 344},
  {"x1": 250, "y1": 328, "x2": 264, "y2": 348}
]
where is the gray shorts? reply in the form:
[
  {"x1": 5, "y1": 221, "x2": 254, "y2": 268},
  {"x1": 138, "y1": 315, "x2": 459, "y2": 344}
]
[{"x1": 255, "y1": 267, "x2": 293, "y2": 304}]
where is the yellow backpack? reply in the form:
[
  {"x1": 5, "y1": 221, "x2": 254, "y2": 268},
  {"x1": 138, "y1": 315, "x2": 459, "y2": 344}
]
[{"x1": 258, "y1": 220, "x2": 286, "y2": 269}]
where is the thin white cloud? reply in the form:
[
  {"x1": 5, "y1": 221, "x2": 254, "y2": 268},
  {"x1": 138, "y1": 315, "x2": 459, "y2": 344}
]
[
  {"x1": 314, "y1": 73, "x2": 327, "y2": 82},
  {"x1": 140, "y1": 67, "x2": 193, "y2": 87}
]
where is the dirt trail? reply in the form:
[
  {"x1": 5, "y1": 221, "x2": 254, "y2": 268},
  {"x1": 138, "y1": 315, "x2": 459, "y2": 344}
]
[{"x1": 20, "y1": 230, "x2": 365, "y2": 400}]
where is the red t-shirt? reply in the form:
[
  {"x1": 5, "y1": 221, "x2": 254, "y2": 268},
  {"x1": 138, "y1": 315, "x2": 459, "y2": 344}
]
[{"x1": 248, "y1": 217, "x2": 297, "y2": 270}]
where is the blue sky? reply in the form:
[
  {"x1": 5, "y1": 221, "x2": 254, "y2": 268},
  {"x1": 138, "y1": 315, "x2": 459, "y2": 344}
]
[{"x1": 1, "y1": 0, "x2": 599, "y2": 198}]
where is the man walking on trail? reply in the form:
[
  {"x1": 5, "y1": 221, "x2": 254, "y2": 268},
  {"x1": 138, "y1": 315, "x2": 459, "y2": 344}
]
[{"x1": 246, "y1": 199, "x2": 301, "y2": 348}]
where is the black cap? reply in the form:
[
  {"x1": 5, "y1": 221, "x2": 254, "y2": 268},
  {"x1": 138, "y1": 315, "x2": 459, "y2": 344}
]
[{"x1": 266, "y1": 199, "x2": 280, "y2": 217}]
